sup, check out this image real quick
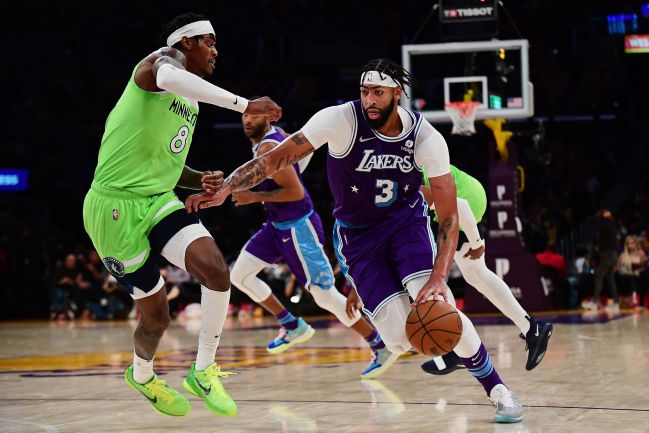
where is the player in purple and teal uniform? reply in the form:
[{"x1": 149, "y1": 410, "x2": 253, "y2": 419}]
[
  {"x1": 229, "y1": 113, "x2": 399, "y2": 379},
  {"x1": 186, "y1": 59, "x2": 523, "y2": 423}
]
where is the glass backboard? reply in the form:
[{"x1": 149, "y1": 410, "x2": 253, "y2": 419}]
[{"x1": 400, "y1": 39, "x2": 533, "y2": 122}]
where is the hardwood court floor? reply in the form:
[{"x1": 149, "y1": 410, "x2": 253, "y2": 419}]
[{"x1": 1, "y1": 309, "x2": 648, "y2": 433}]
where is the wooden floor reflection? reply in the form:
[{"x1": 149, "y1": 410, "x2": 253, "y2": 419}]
[{"x1": 1, "y1": 310, "x2": 648, "y2": 433}]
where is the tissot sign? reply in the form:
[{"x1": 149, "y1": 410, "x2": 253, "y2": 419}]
[{"x1": 440, "y1": 0, "x2": 497, "y2": 23}]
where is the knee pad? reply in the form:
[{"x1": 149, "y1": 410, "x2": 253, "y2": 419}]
[
  {"x1": 230, "y1": 255, "x2": 271, "y2": 303},
  {"x1": 159, "y1": 222, "x2": 211, "y2": 271},
  {"x1": 310, "y1": 285, "x2": 360, "y2": 327}
]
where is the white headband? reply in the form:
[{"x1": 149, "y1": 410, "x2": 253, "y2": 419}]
[
  {"x1": 360, "y1": 70, "x2": 399, "y2": 88},
  {"x1": 166, "y1": 20, "x2": 215, "y2": 47}
]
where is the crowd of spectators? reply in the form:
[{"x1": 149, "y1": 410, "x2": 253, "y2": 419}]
[
  {"x1": 532, "y1": 205, "x2": 649, "y2": 312},
  {"x1": 2, "y1": 0, "x2": 648, "y2": 319}
]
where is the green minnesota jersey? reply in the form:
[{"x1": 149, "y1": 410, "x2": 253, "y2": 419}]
[
  {"x1": 449, "y1": 164, "x2": 487, "y2": 222},
  {"x1": 92, "y1": 65, "x2": 199, "y2": 196},
  {"x1": 424, "y1": 164, "x2": 487, "y2": 223}
]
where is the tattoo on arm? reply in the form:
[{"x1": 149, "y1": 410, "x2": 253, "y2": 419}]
[
  {"x1": 226, "y1": 131, "x2": 315, "y2": 192},
  {"x1": 292, "y1": 132, "x2": 306, "y2": 146},
  {"x1": 438, "y1": 216, "x2": 453, "y2": 243},
  {"x1": 433, "y1": 215, "x2": 459, "y2": 275},
  {"x1": 274, "y1": 132, "x2": 315, "y2": 171},
  {"x1": 275, "y1": 149, "x2": 314, "y2": 171},
  {"x1": 226, "y1": 155, "x2": 271, "y2": 192}
]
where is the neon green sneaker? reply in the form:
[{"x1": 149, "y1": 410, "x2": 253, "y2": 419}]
[
  {"x1": 124, "y1": 365, "x2": 191, "y2": 417},
  {"x1": 183, "y1": 362, "x2": 238, "y2": 416}
]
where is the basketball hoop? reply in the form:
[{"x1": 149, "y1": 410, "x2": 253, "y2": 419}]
[{"x1": 445, "y1": 101, "x2": 479, "y2": 136}]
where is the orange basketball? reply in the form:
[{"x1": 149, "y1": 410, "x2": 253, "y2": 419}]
[{"x1": 405, "y1": 300, "x2": 463, "y2": 356}]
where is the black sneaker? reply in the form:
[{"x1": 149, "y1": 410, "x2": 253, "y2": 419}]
[
  {"x1": 421, "y1": 352, "x2": 466, "y2": 375},
  {"x1": 523, "y1": 318, "x2": 553, "y2": 371}
]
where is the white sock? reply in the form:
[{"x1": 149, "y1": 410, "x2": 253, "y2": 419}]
[
  {"x1": 196, "y1": 285, "x2": 230, "y2": 370},
  {"x1": 133, "y1": 352, "x2": 154, "y2": 384},
  {"x1": 455, "y1": 252, "x2": 531, "y2": 334}
]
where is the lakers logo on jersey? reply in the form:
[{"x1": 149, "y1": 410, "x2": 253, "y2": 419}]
[{"x1": 355, "y1": 149, "x2": 414, "y2": 173}]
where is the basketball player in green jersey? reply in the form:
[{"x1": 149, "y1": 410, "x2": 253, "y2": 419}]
[
  {"x1": 418, "y1": 165, "x2": 553, "y2": 374},
  {"x1": 82, "y1": 13, "x2": 281, "y2": 417}
]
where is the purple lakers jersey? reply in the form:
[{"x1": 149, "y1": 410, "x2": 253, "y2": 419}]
[
  {"x1": 327, "y1": 100, "x2": 427, "y2": 226},
  {"x1": 253, "y1": 126, "x2": 314, "y2": 222}
]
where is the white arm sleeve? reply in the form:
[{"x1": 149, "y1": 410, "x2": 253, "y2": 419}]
[
  {"x1": 300, "y1": 104, "x2": 354, "y2": 153},
  {"x1": 457, "y1": 197, "x2": 484, "y2": 249},
  {"x1": 429, "y1": 198, "x2": 483, "y2": 249},
  {"x1": 414, "y1": 120, "x2": 451, "y2": 178},
  {"x1": 156, "y1": 63, "x2": 249, "y2": 113}
]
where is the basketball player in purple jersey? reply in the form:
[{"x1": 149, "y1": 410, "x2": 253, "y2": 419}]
[
  {"x1": 229, "y1": 113, "x2": 399, "y2": 379},
  {"x1": 186, "y1": 59, "x2": 523, "y2": 423}
]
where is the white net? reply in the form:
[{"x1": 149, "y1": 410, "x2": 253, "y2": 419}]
[{"x1": 445, "y1": 102, "x2": 479, "y2": 136}]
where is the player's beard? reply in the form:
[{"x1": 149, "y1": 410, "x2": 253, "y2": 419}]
[
  {"x1": 244, "y1": 123, "x2": 266, "y2": 141},
  {"x1": 363, "y1": 96, "x2": 396, "y2": 130}
]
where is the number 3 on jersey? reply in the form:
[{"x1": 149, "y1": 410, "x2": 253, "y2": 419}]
[
  {"x1": 375, "y1": 179, "x2": 398, "y2": 207},
  {"x1": 170, "y1": 126, "x2": 189, "y2": 154}
]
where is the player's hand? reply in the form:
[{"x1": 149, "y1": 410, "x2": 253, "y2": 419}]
[
  {"x1": 185, "y1": 186, "x2": 231, "y2": 213},
  {"x1": 245, "y1": 96, "x2": 282, "y2": 122},
  {"x1": 201, "y1": 170, "x2": 224, "y2": 195},
  {"x1": 464, "y1": 244, "x2": 485, "y2": 260},
  {"x1": 411, "y1": 272, "x2": 449, "y2": 306},
  {"x1": 232, "y1": 190, "x2": 258, "y2": 206},
  {"x1": 346, "y1": 289, "x2": 363, "y2": 319}
]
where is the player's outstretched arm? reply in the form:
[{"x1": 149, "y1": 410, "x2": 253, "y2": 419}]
[
  {"x1": 231, "y1": 141, "x2": 305, "y2": 206},
  {"x1": 135, "y1": 48, "x2": 281, "y2": 120},
  {"x1": 185, "y1": 131, "x2": 316, "y2": 212},
  {"x1": 412, "y1": 173, "x2": 459, "y2": 306}
]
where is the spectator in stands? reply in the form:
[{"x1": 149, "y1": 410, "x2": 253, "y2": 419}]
[
  {"x1": 570, "y1": 244, "x2": 594, "y2": 307},
  {"x1": 639, "y1": 230, "x2": 649, "y2": 257},
  {"x1": 49, "y1": 254, "x2": 82, "y2": 320},
  {"x1": 582, "y1": 209, "x2": 619, "y2": 310},
  {"x1": 617, "y1": 235, "x2": 647, "y2": 308},
  {"x1": 84, "y1": 249, "x2": 107, "y2": 291},
  {"x1": 535, "y1": 242, "x2": 571, "y2": 308},
  {"x1": 536, "y1": 242, "x2": 567, "y2": 281},
  {"x1": 86, "y1": 274, "x2": 133, "y2": 320},
  {"x1": 640, "y1": 231, "x2": 649, "y2": 307},
  {"x1": 70, "y1": 252, "x2": 92, "y2": 318}
]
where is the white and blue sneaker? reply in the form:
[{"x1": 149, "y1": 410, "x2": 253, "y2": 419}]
[
  {"x1": 266, "y1": 318, "x2": 315, "y2": 354},
  {"x1": 490, "y1": 384, "x2": 523, "y2": 423},
  {"x1": 360, "y1": 348, "x2": 400, "y2": 379}
]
